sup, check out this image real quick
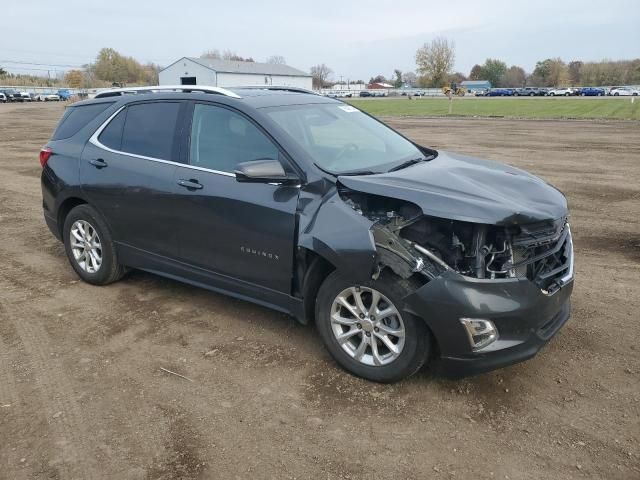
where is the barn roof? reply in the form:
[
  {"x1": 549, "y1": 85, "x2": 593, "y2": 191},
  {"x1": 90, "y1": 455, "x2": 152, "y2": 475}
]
[{"x1": 160, "y1": 57, "x2": 311, "y2": 77}]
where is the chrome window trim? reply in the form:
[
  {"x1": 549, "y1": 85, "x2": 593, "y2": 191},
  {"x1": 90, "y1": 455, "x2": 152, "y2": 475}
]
[{"x1": 88, "y1": 105, "x2": 235, "y2": 178}]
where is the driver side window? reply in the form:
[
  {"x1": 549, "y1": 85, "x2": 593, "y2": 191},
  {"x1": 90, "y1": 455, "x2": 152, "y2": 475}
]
[{"x1": 189, "y1": 104, "x2": 279, "y2": 173}]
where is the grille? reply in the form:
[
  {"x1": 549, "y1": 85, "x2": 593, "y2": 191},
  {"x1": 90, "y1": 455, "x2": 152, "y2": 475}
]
[{"x1": 512, "y1": 222, "x2": 573, "y2": 293}]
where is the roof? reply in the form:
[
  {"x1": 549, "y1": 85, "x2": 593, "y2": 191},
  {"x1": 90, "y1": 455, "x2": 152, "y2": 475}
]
[
  {"x1": 161, "y1": 57, "x2": 311, "y2": 77},
  {"x1": 461, "y1": 80, "x2": 491, "y2": 86}
]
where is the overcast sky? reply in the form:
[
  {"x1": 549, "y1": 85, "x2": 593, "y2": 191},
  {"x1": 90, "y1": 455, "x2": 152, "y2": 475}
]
[{"x1": 3, "y1": 0, "x2": 639, "y2": 81}]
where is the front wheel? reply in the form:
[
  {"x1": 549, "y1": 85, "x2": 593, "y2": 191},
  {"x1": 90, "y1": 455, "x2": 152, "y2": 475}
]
[
  {"x1": 63, "y1": 204, "x2": 126, "y2": 285},
  {"x1": 315, "y1": 271, "x2": 431, "y2": 383}
]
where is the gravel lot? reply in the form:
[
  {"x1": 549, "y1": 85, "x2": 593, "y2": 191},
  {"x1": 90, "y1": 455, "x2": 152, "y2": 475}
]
[{"x1": 0, "y1": 102, "x2": 638, "y2": 480}]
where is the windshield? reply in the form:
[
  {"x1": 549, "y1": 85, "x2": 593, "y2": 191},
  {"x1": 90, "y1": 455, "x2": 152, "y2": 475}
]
[{"x1": 263, "y1": 103, "x2": 427, "y2": 174}]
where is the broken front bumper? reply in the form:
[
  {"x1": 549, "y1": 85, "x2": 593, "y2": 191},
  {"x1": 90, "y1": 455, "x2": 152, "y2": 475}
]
[{"x1": 405, "y1": 270, "x2": 573, "y2": 378}]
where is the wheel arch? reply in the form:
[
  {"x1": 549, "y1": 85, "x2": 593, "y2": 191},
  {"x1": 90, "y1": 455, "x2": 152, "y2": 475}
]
[{"x1": 57, "y1": 196, "x2": 89, "y2": 238}]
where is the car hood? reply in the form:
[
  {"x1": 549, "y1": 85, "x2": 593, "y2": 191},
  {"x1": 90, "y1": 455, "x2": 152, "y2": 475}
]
[{"x1": 337, "y1": 151, "x2": 568, "y2": 226}]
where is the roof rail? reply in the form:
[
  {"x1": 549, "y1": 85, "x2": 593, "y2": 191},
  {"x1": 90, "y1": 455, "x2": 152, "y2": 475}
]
[
  {"x1": 94, "y1": 85, "x2": 241, "y2": 99},
  {"x1": 235, "y1": 86, "x2": 318, "y2": 95}
]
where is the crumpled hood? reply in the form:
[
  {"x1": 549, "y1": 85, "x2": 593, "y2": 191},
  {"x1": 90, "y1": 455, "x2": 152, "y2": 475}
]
[{"x1": 338, "y1": 151, "x2": 568, "y2": 225}]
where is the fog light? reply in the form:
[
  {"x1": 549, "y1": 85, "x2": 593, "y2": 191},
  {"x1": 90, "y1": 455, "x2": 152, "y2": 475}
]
[{"x1": 460, "y1": 318, "x2": 498, "y2": 350}]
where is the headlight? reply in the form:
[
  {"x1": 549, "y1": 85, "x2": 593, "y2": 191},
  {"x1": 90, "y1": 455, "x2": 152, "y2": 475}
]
[{"x1": 460, "y1": 318, "x2": 498, "y2": 350}]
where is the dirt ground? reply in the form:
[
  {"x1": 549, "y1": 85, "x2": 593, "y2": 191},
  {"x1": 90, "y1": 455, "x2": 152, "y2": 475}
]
[{"x1": 0, "y1": 102, "x2": 638, "y2": 480}]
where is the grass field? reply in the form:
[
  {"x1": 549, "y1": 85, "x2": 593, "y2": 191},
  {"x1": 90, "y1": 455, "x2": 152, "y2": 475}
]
[{"x1": 347, "y1": 97, "x2": 640, "y2": 120}]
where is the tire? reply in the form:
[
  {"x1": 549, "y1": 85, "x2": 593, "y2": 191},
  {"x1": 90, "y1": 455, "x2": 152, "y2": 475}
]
[
  {"x1": 529, "y1": 93, "x2": 534, "y2": 96},
  {"x1": 614, "y1": 93, "x2": 619, "y2": 96},
  {"x1": 550, "y1": 93, "x2": 555, "y2": 96},
  {"x1": 315, "y1": 270, "x2": 431, "y2": 383},
  {"x1": 63, "y1": 204, "x2": 126, "y2": 285},
  {"x1": 565, "y1": 92, "x2": 570, "y2": 96}
]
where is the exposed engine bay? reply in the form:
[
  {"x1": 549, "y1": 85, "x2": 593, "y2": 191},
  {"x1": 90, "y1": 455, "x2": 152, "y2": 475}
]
[{"x1": 339, "y1": 187, "x2": 573, "y2": 294}]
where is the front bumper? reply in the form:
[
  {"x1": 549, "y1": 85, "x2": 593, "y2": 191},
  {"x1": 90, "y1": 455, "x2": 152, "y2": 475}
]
[{"x1": 405, "y1": 270, "x2": 573, "y2": 378}]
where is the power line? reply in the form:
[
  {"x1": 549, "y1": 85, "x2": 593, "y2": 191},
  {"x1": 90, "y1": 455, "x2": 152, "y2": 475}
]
[{"x1": 0, "y1": 59, "x2": 85, "y2": 68}]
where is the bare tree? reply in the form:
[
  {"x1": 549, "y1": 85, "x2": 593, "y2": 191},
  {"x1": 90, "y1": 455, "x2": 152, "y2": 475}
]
[
  {"x1": 201, "y1": 49, "x2": 221, "y2": 59},
  {"x1": 401, "y1": 71, "x2": 417, "y2": 87},
  {"x1": 310, "y1": 64, "x2": 332, "y2": 89},
  {"x1": 267, "y1": 55, "x2": 286, "y2": 65},
  {"x1": 415, "y1": 37, "x2": 455, "y2": 87}
]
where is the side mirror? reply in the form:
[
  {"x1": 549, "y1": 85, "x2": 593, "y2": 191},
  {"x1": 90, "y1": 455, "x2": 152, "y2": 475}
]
[{"x1": 235, "y1": 160, "x2": 299, "y2": 185}]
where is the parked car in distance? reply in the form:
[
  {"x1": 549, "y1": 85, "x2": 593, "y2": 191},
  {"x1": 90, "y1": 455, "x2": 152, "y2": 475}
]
[
  {"x1": 579, "y1": 87, "x2": 605, "y2": 96},
  {"x1": 0, "y1": 93, "x2": 6, "y2": 103},
  {"x1": 358, "y1": 91, "x2": 372, "y2": 97},
  {"x1": 19, "y1": 92, "x2": 33, "y2": 102},
  {"x1": 513, "y1": 87, "x2": 545, "y2": 96},
  {"x1": 0, "y1": 88, "x2": 21, "y2": 102},
  {"x1": 487, "y1": 88, "x2": 513, "y2": 96},
  {"x1": 547, "y1": 87, "x2": 574, "y2": 96},
  {"x1": 35, "y1": 93, "x2": 61, "y2": 102},
  {"x1": 40, "y1": 85, "x2": 574, "y2": 383},
  {"x1": 609, "y1": 87, "x2": 639, "y2": 96},
  {"x1": 473, "y1": 89, "x2": 488, "y2": 96},
  {"x1": 57, "y1": 89, "x2": 73, "y2": 100}
]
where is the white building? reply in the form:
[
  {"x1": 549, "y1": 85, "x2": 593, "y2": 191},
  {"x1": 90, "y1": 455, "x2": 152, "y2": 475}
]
[{"x1": 159, "y1": 57, "x2": 313, "y2": 90}]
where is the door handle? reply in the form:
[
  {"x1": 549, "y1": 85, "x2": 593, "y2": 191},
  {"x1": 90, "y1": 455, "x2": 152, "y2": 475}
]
[
  {"x1": 177, "y1": 179, "x2": 203, "y2": 190},
  {"x1": 89, "y1": 158, "x2": 108, "y2": 169}
]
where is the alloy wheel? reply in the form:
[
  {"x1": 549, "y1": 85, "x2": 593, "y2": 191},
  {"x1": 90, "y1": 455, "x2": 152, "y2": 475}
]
[
  {"x1": 70, "y1": 220, "x2": 102, "y2": 273},
  {"x1": 330, "y1": 286, "x2": 406, "y2": 366}
]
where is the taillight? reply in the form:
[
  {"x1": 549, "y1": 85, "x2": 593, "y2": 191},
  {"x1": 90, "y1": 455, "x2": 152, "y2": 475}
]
[{"x1": 39, "y1": 147, "x2": 53, "y2": 168}]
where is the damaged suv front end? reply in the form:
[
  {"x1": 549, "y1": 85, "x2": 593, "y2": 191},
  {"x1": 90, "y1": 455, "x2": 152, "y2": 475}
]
[{"x1": 331, "y1": 151, "x2": 574, "y2": 377}]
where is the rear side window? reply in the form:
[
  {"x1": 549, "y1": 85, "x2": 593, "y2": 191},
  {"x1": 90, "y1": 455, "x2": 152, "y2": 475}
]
[
  {"x1": 52, "y1": 102, "x2": 113, "y2": 140},
  {"x1": 98, "y1": 109, "x2": 127, "y2": 150},
  {"x1": 120, "y1": 102, "x2": 180, "y2": 160}
]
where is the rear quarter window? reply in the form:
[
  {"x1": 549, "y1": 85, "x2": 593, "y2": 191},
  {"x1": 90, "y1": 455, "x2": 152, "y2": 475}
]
[{"x1": 52, "y1": 102, "x2": 113, "y2": 140}]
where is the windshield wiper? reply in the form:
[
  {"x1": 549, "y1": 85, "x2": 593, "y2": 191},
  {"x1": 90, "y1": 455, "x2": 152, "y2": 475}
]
[{"x1": 387, "y1": 157, "x2": 425, "y2": 172}]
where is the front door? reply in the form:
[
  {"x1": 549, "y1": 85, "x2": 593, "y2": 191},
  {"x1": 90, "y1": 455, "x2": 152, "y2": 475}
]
[{"x1": 172, "y1": 102, "x2": 299, "y2": 293}]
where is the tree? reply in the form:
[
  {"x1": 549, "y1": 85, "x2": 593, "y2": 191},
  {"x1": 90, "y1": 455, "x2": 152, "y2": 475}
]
[
  {"x1": 468, "y1": 64, "x2": 483, "y2": 80},
  {"x1": 368, "y1": 74, "x2": 387, "y2": 84},
  {"x1": 401, "y1": 72, "x2": 417, "y2": 87},
  {"x1": 393, "y1": 69, "x2": 403, "y2": 88},
  {"x1": 266, "y1": 55, "x2": 286, "y2": 65},
  {"x1": 415, "y1": 37, "x2": 455, "y2": 87},
  {"x1": 201, "y1": 49, "x2": 221, "y2": 59},
  {"x1": 502, "y1": 66, "x2": 526, "y2": 87},
  {"x1": 479, "y1": 58, "x2": 507, "y2": 87},
  {"x1": 533, "y1": 58, "x2": 568, "y2": 86},
  {"x1": 65, "y1": 70, "x2": 85, "y2": 88},
  {"x1": 89, "y1": 47, "x2": 158, "y2": 86},
  {"x1": 447, "y1": 72, "x2": 467, "y2": 85},
  {"x1": 0, "y1": 66, "x2": 6, "y2": 76},
  {"x1": 568, "y1": 61, "x2": 583, "y2": 85},
  {"x1": 310, "y1": 64, "x2": 332, "y2": 89}
]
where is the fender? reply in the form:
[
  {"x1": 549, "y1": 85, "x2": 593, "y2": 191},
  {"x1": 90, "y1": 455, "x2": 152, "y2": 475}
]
[{"x1": 297, "y1": 190, "x2": 377, "y2": 283}]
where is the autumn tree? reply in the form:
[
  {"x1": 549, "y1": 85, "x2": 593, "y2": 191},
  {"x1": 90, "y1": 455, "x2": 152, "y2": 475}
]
[
  {"x1": 310, "y1": 64, "x2": 332, "y2": 89},
  {"x1": 567, "y1": 61, "x2": 583, "y2": 85},
  {"x1": 415, "y1": 37, "x2": 455, "y2": 87},
  {"x1": 65, "y1": 70, "x2": 85, "y2": 88},
  {"x1": 468, "y1": 64, "x2": 483, "y2": 80},
  {"x1": 502, "y1": 66, "x2": 526, "y2": 87}
]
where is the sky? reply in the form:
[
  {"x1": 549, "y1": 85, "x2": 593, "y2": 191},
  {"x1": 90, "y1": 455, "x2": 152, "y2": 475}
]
[{"x1": 2, "y1": 0, "x2": 639, "y2": 81}]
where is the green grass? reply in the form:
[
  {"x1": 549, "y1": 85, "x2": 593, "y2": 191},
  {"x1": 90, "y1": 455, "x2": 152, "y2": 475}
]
[{"x1": 346, "y1": 98, "x2": 640, "y2": 120}]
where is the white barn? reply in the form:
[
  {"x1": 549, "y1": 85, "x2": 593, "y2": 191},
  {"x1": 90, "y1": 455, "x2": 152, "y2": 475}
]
[{"x1": 159, "y1": 57, "x2": 313, "y2": 90}]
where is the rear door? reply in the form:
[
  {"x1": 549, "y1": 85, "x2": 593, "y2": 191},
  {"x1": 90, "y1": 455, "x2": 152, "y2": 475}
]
[
  {"x1": 81, "y1": 100, "x2": 188, "y2": 258},
  {"x1": 171, "y1": 102, "x2": 300, "y2": 293}
]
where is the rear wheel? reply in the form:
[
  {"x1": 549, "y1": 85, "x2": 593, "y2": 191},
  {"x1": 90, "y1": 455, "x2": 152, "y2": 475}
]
[
  {"x1": 63, "y1": 204, "x2": 126, "y2": 285},
  {"x1": 315, "y1": 271, "x2": 431, "y2": 383}
]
